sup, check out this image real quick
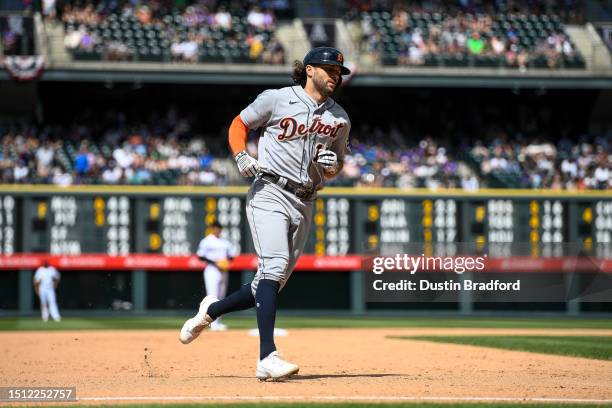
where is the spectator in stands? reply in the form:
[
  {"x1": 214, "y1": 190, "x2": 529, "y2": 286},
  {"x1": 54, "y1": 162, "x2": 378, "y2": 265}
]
[
  {"x1": 392, "y1": 7, "x2": 409, "y2": 31},
  {"x1": 52, "y1": 167, "x2": 73, "y2": 186},
  {"x1": 467, "y1": 32, "x2": 485, "y2": 55},
  {"x1": 2, "y1": 25, "x2": 19, "y2": 55},
  {"x1": 14, "y1": 160, "x2": 29, "y2": 183},
  {"x1": 171, "y1": 33, "x2": 199, "y2": 63},
  {"x1": 594, "y1": 162, "x2": 610, "y2": 189},
  {"x1": 360, "y1": 13, "x2": 374, "y2": 38},
  {"x1": 135, "y1": 4, "x2": 152, "y2": 25},
  {"x1": 491, "y1": 36, "x2": 505, "y2": 56},
  {"x1": 42, "y1": 0, "x2": 57, "y2": 21},
  {"x1": 188, "y1": 5, "x2": 211, "y2": 28},
  {"x1": 113, "y1": 143, "x2": 134, "y2": 170},
  {"x1": 408, "y1": 41, "x2": 424, "y2": 65},
  {"x1": 213, "y1": 6, "x2": 232, "y2": 30},
  {"x1": 36, "y1": 141, "x2": 54, "y2": 180},
  {"x1": 247, "y1": 6, "x2": 266, "y2": 29},
  {"x1": 78, "y1": 29, "x2": 96, "y2": 51},
  {"x1": 63, "y1": 25, "x2": 82, "y2": 50},
  {"x1": 74, "y1": 144, "x2": 91, "y2": 180},
  {"x1": 130, "y1": 155, "x2": 152, "y2": 184},
  {"x1": 262, "y1": 38, "x2": 285, "y2": 64},
  {"x1": 106, "y1": 41, "x2": 131, "y2": 61},
  {"x1": 102, "y1": 159, "x2": 122, "y2": 184},
  {"x1": 247, "y1": 33, "x2": 265, "y2": 60},
  {"x1": 62, "y1": 3, "x2": 99, "y2": 26},
  {"x1": 365, "y1": 31, "x2": 383, "y2": 60}
]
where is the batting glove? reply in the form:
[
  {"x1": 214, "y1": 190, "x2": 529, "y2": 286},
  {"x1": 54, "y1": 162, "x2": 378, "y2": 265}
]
[
  {"x1": 234, "y1": 150, "x2": 261, "y2": 177},
  {"x1": 315, "y1": 149, "x2": 339, "y2": 172}
]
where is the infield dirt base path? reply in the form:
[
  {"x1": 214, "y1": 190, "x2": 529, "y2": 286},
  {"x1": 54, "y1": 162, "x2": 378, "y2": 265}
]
[{"x1": 1, "y1": 328, "x2": 611, "y2": 404}]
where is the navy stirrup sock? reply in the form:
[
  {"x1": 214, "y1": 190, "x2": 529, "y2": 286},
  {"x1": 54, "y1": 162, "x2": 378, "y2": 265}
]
[
  {"x1": 207, "y1": 284, "x2": 255, "y2": 320},
  {"x1": 256, "y1": 279, "x2": 280, "y2": 360}
]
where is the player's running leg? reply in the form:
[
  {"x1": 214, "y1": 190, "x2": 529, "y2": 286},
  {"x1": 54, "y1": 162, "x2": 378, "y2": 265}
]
[{"x1": 47, "y1": 289, "x2": 61, "y2": 322}]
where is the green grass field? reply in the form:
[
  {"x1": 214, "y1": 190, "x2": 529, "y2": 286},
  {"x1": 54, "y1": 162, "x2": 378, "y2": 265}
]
[
  {"x1": 396, "y1": 335, "x2": 612, "y2": 361},
  {"x1": 1, "y1": 315, "x2": 612, "y2": 331}
]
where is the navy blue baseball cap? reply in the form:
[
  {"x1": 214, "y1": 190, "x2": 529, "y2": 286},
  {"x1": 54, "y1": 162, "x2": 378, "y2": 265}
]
[{"x1": 303, "y1": 47, "x2": 351, "y2": 75}]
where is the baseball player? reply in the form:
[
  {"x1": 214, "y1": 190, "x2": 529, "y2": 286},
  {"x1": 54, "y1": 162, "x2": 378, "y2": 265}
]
[
  {"x1": 180, "y1": 46, "x2": 351, "y2": 381},
  {"x1": 33, "y1": 260, "x2": 61, "y2": 322},
  {"x1": 196, "y1": 221, "x2": 237, "y2": 331}
]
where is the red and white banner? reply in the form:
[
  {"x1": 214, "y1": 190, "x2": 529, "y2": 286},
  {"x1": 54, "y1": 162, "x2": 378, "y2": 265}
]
[
  {"x1": 0, "y1": 254, "x2": 609, "y2": 273},
  {"x1": 2, "y1": 55, "x2": 45, "y2": 82}
]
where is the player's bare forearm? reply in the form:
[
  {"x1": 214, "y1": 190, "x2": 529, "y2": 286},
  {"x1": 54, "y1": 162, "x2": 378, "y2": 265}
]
[{"x1": 324, "y1": 161, "x2": 343, "y2": 179}]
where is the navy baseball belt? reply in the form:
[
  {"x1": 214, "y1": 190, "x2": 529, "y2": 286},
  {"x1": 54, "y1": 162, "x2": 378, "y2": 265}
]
[{"x1": 259, "y1": 172, "x2": 315, "y2": 201}]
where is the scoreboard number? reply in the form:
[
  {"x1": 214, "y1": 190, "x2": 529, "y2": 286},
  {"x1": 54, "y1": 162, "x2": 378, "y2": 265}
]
[
  {"x1": 595, "y1": 201, "x2": 612, "y2": 258},
  {"x1": 50, "y1": 196, "x2": 80, "y2": 255},
  {"x1": 0, "y1": 195, "x2": 16, "y2": 255},
  {"x1": 162, "y1": 197, "x2": 192, "y2": 255},
  {"x1": 433, "y1": 199, "x2": 457, "y2": 243},
  {"x1": 313, "y1": 198, "x2": 350, "y2": 256},
  {"x1": 540, "y1": 200, "x2": 564, "y2": 257},
  {"x1": 213, "y1": 197, "x2": 242, "y2": 253},
  {"x1": 105, "y1": 197, "x2": 130, "y2": 256},
  {"x1": 487, "y1": 199, "x2": 514, "y2": 257},
  {"x1": 325, "y1": 198, "x2": 350, "y2": 256},
  {"x1": 379, "y1": 199, "x2": 409, "y2": 245}
]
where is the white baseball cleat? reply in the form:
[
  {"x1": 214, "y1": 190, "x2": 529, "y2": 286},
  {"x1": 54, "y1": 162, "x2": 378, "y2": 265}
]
[
  {"x1": 179, "y1": 295, "x2": 218, "y2": 344},
  {"x1": 256, "y1": 351, "x2": 299, "y2": 381}
]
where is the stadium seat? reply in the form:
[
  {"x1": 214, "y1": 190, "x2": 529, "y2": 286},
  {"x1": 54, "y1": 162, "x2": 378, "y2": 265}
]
[
  {"x1": 424, "y1": 54, "x2": 439, "y2": 67},
  {"x1": 381, "y1": 52, "x2": 398, "y2": 66}
]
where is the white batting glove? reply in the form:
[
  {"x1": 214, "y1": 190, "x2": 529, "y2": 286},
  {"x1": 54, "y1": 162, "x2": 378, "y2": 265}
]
[
  {"x1": 234, "y1": 150, "x2": 261, "y2": 177},
  {"x1": 315, "y1": 149, "x2": 339, "y2": 172}
]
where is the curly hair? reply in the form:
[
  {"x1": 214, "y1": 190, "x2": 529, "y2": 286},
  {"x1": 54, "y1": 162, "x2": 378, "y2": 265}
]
[{"x1": 292, "y1": 60, "x2": 307, "y2": 87}]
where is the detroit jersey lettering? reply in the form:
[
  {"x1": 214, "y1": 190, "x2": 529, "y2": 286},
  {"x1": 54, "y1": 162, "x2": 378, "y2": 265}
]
[{"x1": 240, "y1": 85, "x2": 351, "y2": 190}]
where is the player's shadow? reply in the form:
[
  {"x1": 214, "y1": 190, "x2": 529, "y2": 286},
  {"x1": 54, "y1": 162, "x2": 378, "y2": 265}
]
[
  {"x1": 293, "y1": 373, "x2": 404, "y2": 380},
  {"x1": 198, "y1": 373, "x2": 404, "y2": 380}
]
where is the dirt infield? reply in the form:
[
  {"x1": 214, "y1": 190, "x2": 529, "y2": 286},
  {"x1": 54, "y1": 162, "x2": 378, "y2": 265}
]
[{"x1": 1, "y1": 328, "x2": 611, "y2": 404}]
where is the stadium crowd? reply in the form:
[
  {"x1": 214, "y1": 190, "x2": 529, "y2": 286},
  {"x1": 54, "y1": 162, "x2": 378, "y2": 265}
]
[
  {"x1": 334, "y1": 127, "x2": 478, "y2": 189},
  {"x1": 471, "y1": 132, "x2": 611, "y2": 190},
  {"x1": 0, "y1": 112, "x2": 608, "y2": 190},
  {"x1": 348, "y1": 0, "x2": 583, "y2": 69},
  {"x1": 58, "y1": 0, "x2": 286, "y2": 64},
  {"x1": 0, "y1": 110, "x2": 232, "y2": 187}
]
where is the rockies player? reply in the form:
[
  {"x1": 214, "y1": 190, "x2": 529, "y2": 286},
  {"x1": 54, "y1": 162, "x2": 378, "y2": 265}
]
[
  {"x1": 33, "y1": 260, "x2": 61, "y2": 322},
  {"x1": 196, "y1": 221, "x2": 237, "y2": 331},
  {"x1": 180, "y1": 46, "x2": 351, "y2": 381}
]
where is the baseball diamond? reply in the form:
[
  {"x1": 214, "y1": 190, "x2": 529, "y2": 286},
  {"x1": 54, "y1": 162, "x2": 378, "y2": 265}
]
[
  {"x1": 1, "y1": 0, "x2": 611, "y2": 406},
  {"x1": 1, "y1": 322, "x2": 612, "y2": 405}
]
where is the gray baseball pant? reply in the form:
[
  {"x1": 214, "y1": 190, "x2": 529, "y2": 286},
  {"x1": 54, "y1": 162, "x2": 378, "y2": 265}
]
[{"x1": 246, "y1": 178, "x2": 313, "y2": 294}]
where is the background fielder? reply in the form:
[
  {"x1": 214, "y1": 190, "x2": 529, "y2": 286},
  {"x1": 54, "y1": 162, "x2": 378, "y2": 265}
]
[
  {"x1": 180, "y1": 46, "x2": 351, "y2": 381},
  {"x1": 196, "y1": 221, "x2": 237, "y2": 331},
  {"x1": 33, "y1": 260, "x2": 61, "y2": 322}
]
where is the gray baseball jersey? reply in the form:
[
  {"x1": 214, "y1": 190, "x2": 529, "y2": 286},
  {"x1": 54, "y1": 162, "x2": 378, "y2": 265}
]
[
  {"x1": 240, "y1": 85, "x2": 351, "y2": 292},
  {"x1": 240, "y1": 85, "x2": 351, "y2": 190}
]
